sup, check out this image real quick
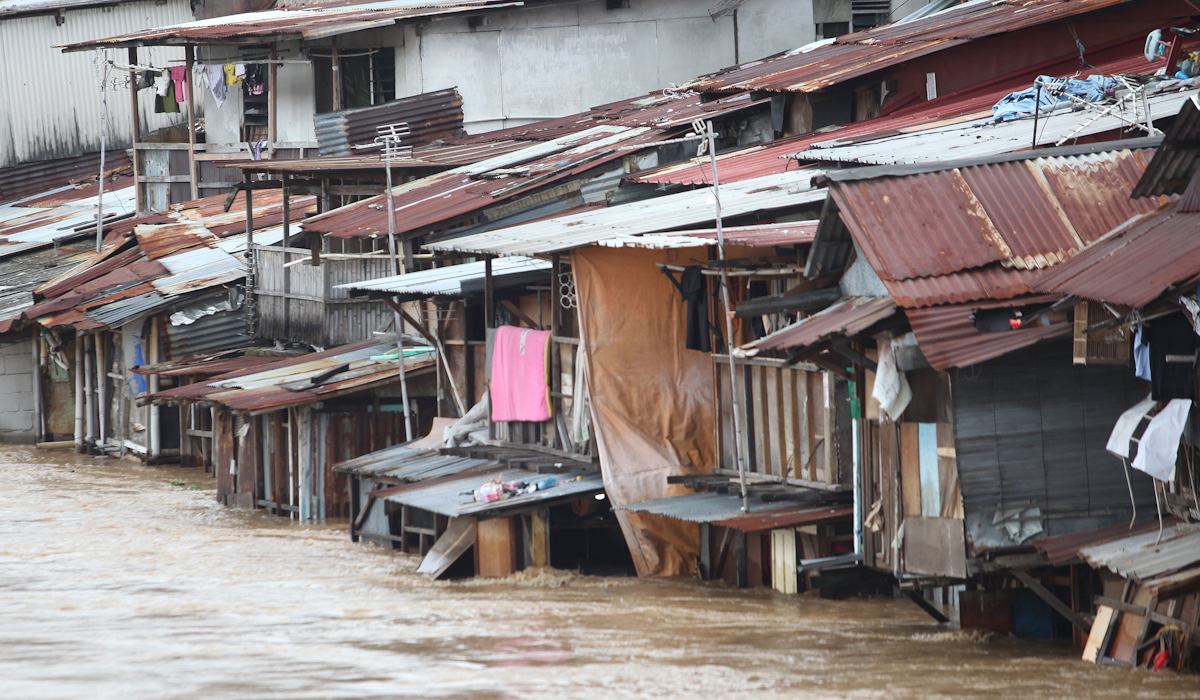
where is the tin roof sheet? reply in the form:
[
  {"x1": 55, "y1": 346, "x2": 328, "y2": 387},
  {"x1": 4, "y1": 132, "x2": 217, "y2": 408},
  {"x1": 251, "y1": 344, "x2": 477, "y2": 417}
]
[
  {"x1": 617, "y1": 491, "x2": 850, "y2": 531},
  {"x1": 58, "y1": 0, "x2": 523, "y2": 51},
  {"x1": 752, "y1": 296, "x2": 896, "y2": 351},
  {"x1": 1131, "y1": 95, "x2": 1200, "y2": 199},
  {"x1": 130, "y1": 351, "x2": 281, "y2": 377},
  {"x1": 684, "y1": 0, "x2": 1130, "y2": 94},
  {"x1": 336, "y1": 256, "x2": 551, "y2": 298},
  {"x1": 217, "y1": 141, "x2": 530, "y2": 175},
  {"x1": 1033, "y1": 518, "x2": 1169, "y2": 565},
  {"x1": 818, "y1": 144, "x2": 1162, "y2": 310},
  {"x1": 427, "y1": 169, "x2": 827, "y2": 256},
  {"x1": 1031, "y1": 202, "x2": 1200, "y2": 308},
  {"x1": 1079, "y1": 524, "x2": 1200, "y2": 580},
  {"x1": 314, "y1": 87, "x2": 464, "y2": 157},
  {"x1": 0, "y1": 179, "x2": 136, "y2": 260},
  {"x1": 146, "y1": 338, "x2": 436, "y2": 411},
  {"x1": 904, "y1": 297, "x2": 1072, "y2": 369},
  {"x1": 303, "y1": 125, "x2": 666, "y2": 239},
  {"x1": 592, "y1": 221, "x2": 818, "y2": 250},
  {"x1": 378, "y1": 468, "x2": 603, "y2": 518}
]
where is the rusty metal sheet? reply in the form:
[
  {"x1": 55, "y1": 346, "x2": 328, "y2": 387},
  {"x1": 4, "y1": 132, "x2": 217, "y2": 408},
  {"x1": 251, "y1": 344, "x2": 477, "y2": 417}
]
[
  {"x1": 0, "y1": 151, "x2": 131, "y2": 206},
  {"x1": 753, "y1": 296, "x2": 896, "y2": 351},
  {"x1": 130, "y1": 352, "x2": 279, "y2": 377},
  {"x1": 57, "y1": 0, "x2": 524, "y2": 51},
  {"x1": 684, "y1": 0, "x2": 1127, "y2": 94},
  {"x1": 1132, "y1": 95, "x2": 1200, "y2": 199},
  {"x1": 1032, "y1": 202, "x2": 1200, "y2": 308},
  {"x1": 1033, "y1": 518, "x2": 1169, "y2": 566},
  {"x1": 216, "y1": 141, "x2": 530, "y2": 177},
  {"x1": 883, "y1": 264, "x2": 1042, "y2": 308},
  {"x1": 315, "y1": 87, "x2": 464, "y2": 156},
  {"x1": 134, "y1": 222, "x2": 217, "y2": 259},
  {"x1": 617, "y1": 491, "x2": 849, "y2": 531},
  {"x1": 904, "y1": 296, "x2": 1071, "y2": 370}
]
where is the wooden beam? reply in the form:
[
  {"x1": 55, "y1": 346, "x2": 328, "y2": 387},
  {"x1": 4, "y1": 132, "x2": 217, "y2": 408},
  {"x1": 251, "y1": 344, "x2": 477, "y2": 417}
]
[
  {"x1": 184, "y1": 45, "x2": 198, "y2": 201},
  {"x1": 501, "y1": 299, "x2": 542, "y2": 330},
  {"x1": 905, "y1": 590, "x2": 951, "y2": 623},
  {"x1": 1010, "y1": 569, "x2": 1092, "y2": 634}
]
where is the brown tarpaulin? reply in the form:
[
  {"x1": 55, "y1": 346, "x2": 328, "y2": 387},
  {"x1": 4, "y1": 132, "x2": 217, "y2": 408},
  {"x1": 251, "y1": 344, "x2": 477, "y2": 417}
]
[{"x1": 573, "y1": 246, "x2": 720, "y2": 577}]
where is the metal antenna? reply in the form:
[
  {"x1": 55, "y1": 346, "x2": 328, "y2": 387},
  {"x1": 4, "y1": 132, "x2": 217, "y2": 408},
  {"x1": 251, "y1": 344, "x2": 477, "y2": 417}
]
[{"x1": 695, "y1": 119, "x2": 750, "y2": 513}]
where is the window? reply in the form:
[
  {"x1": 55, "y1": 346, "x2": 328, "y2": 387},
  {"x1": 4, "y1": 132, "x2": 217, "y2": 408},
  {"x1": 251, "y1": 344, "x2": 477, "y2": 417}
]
[{"x1": 313, "y1": 47, "x2": 396, "y2": 114}]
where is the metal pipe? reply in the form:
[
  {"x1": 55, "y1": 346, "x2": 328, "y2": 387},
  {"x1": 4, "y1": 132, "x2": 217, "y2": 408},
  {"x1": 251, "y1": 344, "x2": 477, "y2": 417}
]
[
  {"x1": 383, "y1": 147, "x2": 413, "y2": 441},
  {"x1": 149, "y1": 317, "x2": 161, "y2": 458},
  {"x1": 97, "y1": 332, "x2": 107, "y2": 448},
  {"x1": 96, "y1": 56, "x2": 109, "y2": 254},
  {"x1": 703, "y1": 119, "x2": 750, "y2": 512},
  {"x1": 74, "y1": 334, "x2": 84, "y2": 453},
  {"x1": 268, "y1": 44, "x2": 278, "y2": 158},
  {"x1": 31, "y1": 331, "x2": 42, "y2": 444},
  {"x1": 852, "y1": 418, "x2": 862, "y2": 555},
  {"x1": 185, "y1": 45, "x2": 199, "y2": 201},
  {"x1": 84, "y1": 334, "x2": 95, "y2": 449}
]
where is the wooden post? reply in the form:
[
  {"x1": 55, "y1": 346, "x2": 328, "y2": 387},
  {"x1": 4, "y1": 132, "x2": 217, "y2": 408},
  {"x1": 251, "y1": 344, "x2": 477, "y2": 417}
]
[
  {"x1": 268, "y1": 44, "x2": 277, "y2": 159},
  {"x1": 331, "y1": 42, "x2": 342, "y2": 112},
  {"x1": 127, "y1": 47, "x2": 143, "y2": 214},
  {"x1": 550, "y1": 254, "x2": 562, "y2": 448},
  {"x1": 484, "y1": 256, "x2": 495, "y2": 329},
  {"x1": 531, "y1": 508, "x2": 549, "y2": 567},
  {"x1": 31, "y1": 331, "x2": 42, "y2": 443},
  {"x1": 184, "y1": 46, "x2": 198, "y2": 201},
  {"x1": 96, "y1": 331, "x2": 106, "y2": 447},
  {"x1": 281, "y1": 173, "x2": 290, "y2": 245},
  {"x1": 148, "y1": 317, "x2": 160, "y2": 458},
  {"x1": 823, "y1": 373, "x2": 836, "y2": 484},
  {"x1": 83, "y1": 334, "x2": 94, "y2": 450},
  {"x1": 74, "y1": 335, "x2": 84, "y2": 453}
]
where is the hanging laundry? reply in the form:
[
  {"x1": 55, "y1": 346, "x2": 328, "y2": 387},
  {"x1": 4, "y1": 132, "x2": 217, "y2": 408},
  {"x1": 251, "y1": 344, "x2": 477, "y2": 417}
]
[
  {"x1": 662, "y1": 266, "x2": 711, "y2": 352},
  {"x1": 201, "y1": 64, "x2": 226, "y2": 107},
  {"x1": 572, "y1": 341, "x2": 591, "y2": 443},
  {"x1": 1106, "y1": 394, "x2": 1156, "y2": 459},
  {"x1": 168, "y1": 66, "x2": 188, "y2": 104},
  {"x1": 224, "y1": 63, "x2": 243, "y2": 86},
  {"x1": 244, "y1": 64, "x2": 265, "y2": 95},
  {"x1": 153, "y1": 71, "x2": 171, "y2": 97},
  {"x1": 1134, "y1": 324, "x2": 1152, "y2": 382},
  {"x1": 1143, "y1": 314, "x2": 1197, "y2": 401},
  {"x1": 490, "y1": 325, "x2": 553, "y2": 422},
  {"x1": 154, "y1": 80, "x2": 179, "y2": 114},
  {"x1": 872, "y1": 338, "x2": 911, "y2": 422},
  {"x1": 1132, "y1": 398, "x2": 1191, "y2": 481},
  {"x1": 134, "y1": 70, "x2": 155, "y2": 91}
]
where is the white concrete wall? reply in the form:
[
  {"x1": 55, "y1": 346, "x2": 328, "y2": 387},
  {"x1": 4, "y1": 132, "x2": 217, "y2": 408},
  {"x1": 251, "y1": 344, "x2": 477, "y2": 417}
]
[
  {"x1": 0, "y1": 336, "x2": 35, "y2": 443},
  {"x1": 202, "y1": 0, "x2": 817, "y2": 143},
  {"x1": 0, "y1": 0, "x2": 193, "y2": 169}
]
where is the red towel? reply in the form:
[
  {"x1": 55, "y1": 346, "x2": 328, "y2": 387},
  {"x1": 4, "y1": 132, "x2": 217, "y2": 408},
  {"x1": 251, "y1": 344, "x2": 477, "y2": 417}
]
[
  {"x1": 169, "y1": 66, "x2": 188, "y2": 104},
  {"x1": 490, "y1": 325, "x2": 552, "y2": 422}
]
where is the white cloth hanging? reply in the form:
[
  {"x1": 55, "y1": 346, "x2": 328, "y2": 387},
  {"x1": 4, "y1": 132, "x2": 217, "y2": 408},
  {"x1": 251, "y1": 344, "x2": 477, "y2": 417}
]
[
  {"x1": 872, "y1": 338, "x2": 911, "y2": 421},
  {"x1": 1132, "y1": 398, "x2": 1191, "y2": 481},
  {"x1": 1106, "y1": 394, "x2": 1156, "y2": 459}
]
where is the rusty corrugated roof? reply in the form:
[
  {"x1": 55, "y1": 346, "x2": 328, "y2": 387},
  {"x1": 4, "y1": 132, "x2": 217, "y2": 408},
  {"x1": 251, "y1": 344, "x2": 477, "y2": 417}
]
[
  {"x1": 144, "y1": 338, "x2": 436, "y2": 411},
  {"x1": 752, "y1": 296, "x2": 896, "y2": 351},
  {"x1": 1031, "y1": 201, "x2": 1200, "y2": 308},
  {"x1": 1033, "y1": 518, "x2": 1170, "y2": 565},
  {"x1": 57, "y1": 0, "x2": 523, "y2": 51},
  {"x1": 904, "y1": 296, "x2": 1071, "y2": 369},
  {"x1": 684, "y1": 0, "x2": 1135, "y2": 94},
  {"x1": 216, "y1": 141, "x2": 530, "y2": 176},
  {"x1": 1132, "y1": 96, "x2": 1200, "y2": 199},
  {"x1": 315, "y1": 87, "x2": 464, "y2": 156}
]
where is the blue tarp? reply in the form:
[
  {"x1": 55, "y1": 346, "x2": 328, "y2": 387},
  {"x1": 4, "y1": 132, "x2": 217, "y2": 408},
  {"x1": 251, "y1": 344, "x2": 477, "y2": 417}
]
[{"x1": 992, "y1": 74, "x2": 1116, "y2": 122}]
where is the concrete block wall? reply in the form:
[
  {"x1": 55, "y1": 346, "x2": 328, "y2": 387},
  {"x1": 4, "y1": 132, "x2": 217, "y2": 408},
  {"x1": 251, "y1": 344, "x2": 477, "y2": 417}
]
[{"x1": 0, "y1": 335, "x2": 35, "y2": 443}]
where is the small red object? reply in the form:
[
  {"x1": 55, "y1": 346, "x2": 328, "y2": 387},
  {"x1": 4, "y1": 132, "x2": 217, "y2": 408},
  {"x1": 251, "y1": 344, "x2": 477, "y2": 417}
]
[
  {"x1": 1009, "y1": 319, "x2": 1022, "y2": 329},
  {"x1": 1153, "y1": 649, "x2": 1170, "y2": 671}
]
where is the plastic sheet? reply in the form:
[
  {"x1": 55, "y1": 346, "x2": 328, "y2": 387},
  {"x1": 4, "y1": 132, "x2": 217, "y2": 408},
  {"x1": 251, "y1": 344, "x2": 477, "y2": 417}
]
[{"x1": 573, "y1": 246, "x2": 718, "y2": 577}]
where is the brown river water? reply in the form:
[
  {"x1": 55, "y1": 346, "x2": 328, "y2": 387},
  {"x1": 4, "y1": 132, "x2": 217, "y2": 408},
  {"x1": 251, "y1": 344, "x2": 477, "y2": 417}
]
[{"x1": 2, "y1": 446, "x2": 1199, "y2": 700}]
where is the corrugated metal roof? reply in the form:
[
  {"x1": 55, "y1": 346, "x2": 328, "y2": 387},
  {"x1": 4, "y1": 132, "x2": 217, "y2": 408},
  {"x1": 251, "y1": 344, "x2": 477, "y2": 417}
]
[
  {"x1": 334, "y1": 445, "x2": 491, "y2": 480},
  {"x1": 146, "y1": 337, "x2": 436, "y2": 411},
  {"x1": 1033, "y1": 518, "x2": 1169, "y2": 565},
  {"x1": 378, "y1": 468, "x2": 603, "y2": 518},
  {"x1": 0, "y1": 178, "x2": 136, "y2": 260},
  {"x1": 315, "y1": 88, "x2": 463, "y2": 157},
  {"x1": 163, "y1": 308, "x2": 248, "y2": 360},
  {"x1": 684, "y1": 0, "x2": 1132, "y2": 94},
  {"x1": 752, "y1": 296, "x2": 896, "y2": 351},
  {"x1": 427, "y1": 169, "x2": 827, "y2": 256},
  {"x1": 134, "y1": 222, "x2": 217, "y2": 260},
  {"x1": 304, "y1": 124, "x2": 666, "y2": 240},
  {"x1": 904, "y1": 297, "x2": 1072, "y2": 369},
  {"x1": 1132, "y1": 95, "x2": 1200, "y2": 199},
  {"x1": 130, "y1": 351, "x2": 280, "y2": 377},
  {"x1": 617, "y1": 491, "x2": 850, "y2": 531},
  {"x1": 794, "y1": 86, "x2": 1191, "y2": 166},
  {"x1": 1079, "y1": 524, "x2": 1200, "y2": 581},
  {"x1": 217, "y1": 141, "x2": 530, "y2": 176},
  {"x1": 1031, "y1": 202, "x2": 1200, "y2": 308},
  {"x1": 593, "y1": 221, "x2": 818, "y2": 250},
  {"x1": 83, "y1": 290, "x2": 168, "y2": 327},
  {"x1": 817, "y1": 144, "x2": 1163, "y2": 309},
  {"x1": 57, "y1": 0, "x2": 524, "y2": 50},
  {"x1": 336, "y1": 256, "x2": 551, "y2": 299},
  {"x1": 0, "y1": 150, "x2": 131, "y2": 205}
]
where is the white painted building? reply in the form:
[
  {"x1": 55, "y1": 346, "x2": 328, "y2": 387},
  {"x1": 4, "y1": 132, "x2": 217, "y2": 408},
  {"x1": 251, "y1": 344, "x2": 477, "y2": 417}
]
[{"x1": 197, "y1": 0, "x2": 819, "y2": 145}]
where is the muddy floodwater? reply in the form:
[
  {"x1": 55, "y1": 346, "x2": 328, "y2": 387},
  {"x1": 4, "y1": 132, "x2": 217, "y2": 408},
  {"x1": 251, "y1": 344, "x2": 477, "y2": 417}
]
[{"x1": 2, "y1": 447, "x2": 1199, "y2": 700}]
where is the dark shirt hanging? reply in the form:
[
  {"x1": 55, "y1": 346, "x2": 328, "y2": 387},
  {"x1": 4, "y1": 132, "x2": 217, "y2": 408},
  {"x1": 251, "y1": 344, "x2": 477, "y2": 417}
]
[
  {"x1": 663, "y1": 267, "x2": 711, "y2": 352},
  {"x1": 1144, "y1": 313, "x2": 1197, "y2": 401},
  {"x1": 748, "y1": 281, "x2": 769, "y2": 339}
]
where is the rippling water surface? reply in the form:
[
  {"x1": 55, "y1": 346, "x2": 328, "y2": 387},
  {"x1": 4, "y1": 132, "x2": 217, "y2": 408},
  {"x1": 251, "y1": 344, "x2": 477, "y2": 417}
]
[{"x1": 2, "y1": 446, "x2": 1199, "y2": 699}]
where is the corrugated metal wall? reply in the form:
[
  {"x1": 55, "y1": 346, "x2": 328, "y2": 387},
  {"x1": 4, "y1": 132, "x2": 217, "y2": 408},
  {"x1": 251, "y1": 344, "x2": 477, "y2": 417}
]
[
  {"x1": 952, "y1": 339, "x2": 1159, "y2": 548},
  {"x1": 0, "y1": 0, "x2": 193, "y2": 170}
]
